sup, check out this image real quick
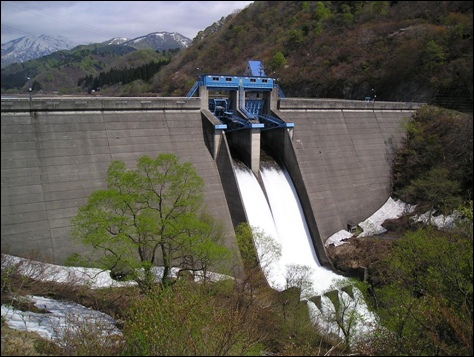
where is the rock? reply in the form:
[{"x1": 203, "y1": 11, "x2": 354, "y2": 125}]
[{"x1": 326, "y1": 235, "x2": 397, "y2": 286}]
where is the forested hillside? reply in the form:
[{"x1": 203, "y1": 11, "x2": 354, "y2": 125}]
[
  {"x1": 392, "y1": 105, "x2": 473, "y2": 210},
  {"x1": 153, "y1": 1, "x2": 472, "y2": 111},
  {"x1": 2, "y1": 1, "x2": 472, "y2": 112},
  {"x1": 0, "y1": 44, "x2": 180, "y2": 95}
]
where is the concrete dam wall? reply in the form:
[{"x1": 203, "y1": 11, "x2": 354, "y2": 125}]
[{"x1": 1, "y1": 96, "x2": 421, "y2": 270}]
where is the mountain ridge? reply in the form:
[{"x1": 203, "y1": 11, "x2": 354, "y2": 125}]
[
  {"x1": 1, "y1": 31, "x2": 191, "y2": 69},
  {"x1": 1, "y1": 34, "x2": 78, "y2": 68}
]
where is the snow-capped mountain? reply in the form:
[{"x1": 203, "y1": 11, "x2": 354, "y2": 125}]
[
  {"x1": 1, "y1": 34, "x2": 78, "y2": 68},
  {"x1": 1, "y1": 32, "x2": 191, "y2": 69},
  {"x1": 122, "y1": 32, "x2": 191, "y2": 51},
  {"x1": 103, "y1": 37, "x2": 131, "y2": 45}
]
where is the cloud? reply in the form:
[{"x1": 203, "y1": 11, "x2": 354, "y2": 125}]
[{"x1": 1, "y1": 1, "x2": 253, "y2": 44}]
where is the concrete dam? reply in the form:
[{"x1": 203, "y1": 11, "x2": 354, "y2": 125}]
[{"x1": 1, "y1": 92, "x2": 421, "y2": 271}]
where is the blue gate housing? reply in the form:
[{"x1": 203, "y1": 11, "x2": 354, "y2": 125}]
[{"x1": 187, "y1": 61, "x2": 292, "y2": 131}]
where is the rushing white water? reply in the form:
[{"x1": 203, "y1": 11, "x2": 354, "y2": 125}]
[
  {"x1": 235, "y1": 162, "x2": 344, "y2": 297},
  {"x1": 234, "y1": 160, "x2": 378, "y2": 342},
  {"x1": 233, "y1": 164, "x2": 287, "y2": 287}
]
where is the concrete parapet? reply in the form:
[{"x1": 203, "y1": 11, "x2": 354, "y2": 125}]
[
  {"x1": 201, "y1": 109, "x2": 226, "y2": 158},
  {"x1": 1, "y1": 97, "x2": 201, "y2": 112},
  {"x1": 279, "y1": 98, "x2": 424, "y2": 111}
]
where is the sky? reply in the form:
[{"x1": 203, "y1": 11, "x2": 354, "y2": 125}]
[{"x1": 1, "y1": 1, "x2": 254, "y2": 45}]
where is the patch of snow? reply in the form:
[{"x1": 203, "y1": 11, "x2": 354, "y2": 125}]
[
  {"x1": 1, "y1": 252, "x2": 233, "y2": 346},
  {"x1": 325, "y1": 230, "x2": 353, "y2": 247},
  {"x1": 325, "y1": 197, "x2": 416, "y2": 247},
  {"x1": 2, "y1": 295, "x2": 121, "y2": 344},
  {"x1": 412, "y1": 210, "x2": 462, "y2": 229},
  {"x1": 357, "y1": 197, "x2": 415, "y2": 238}
]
